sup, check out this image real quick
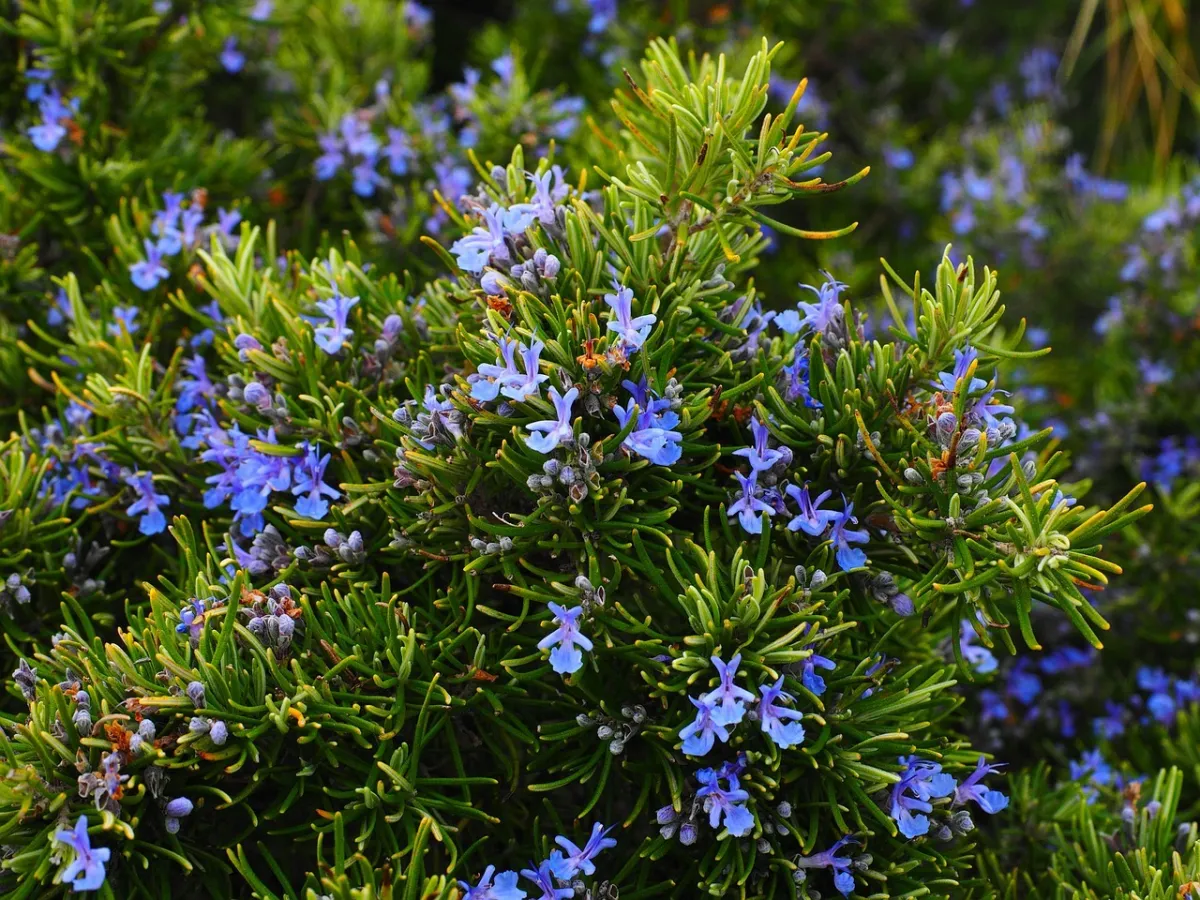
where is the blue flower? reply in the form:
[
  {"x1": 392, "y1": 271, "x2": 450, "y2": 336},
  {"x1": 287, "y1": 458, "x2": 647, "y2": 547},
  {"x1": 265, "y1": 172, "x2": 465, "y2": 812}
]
[
  {"x1": 501, "y1": 340, "x2": 549, "y2": 402},
  {"x1": 548, "y1": 822, "x2": 617, "y2": 879},
  {"x1": 793, "y1": 273, "x2": 847, "y2": 334},
  {"x1": 680, "y1": 695, "x2": 730, "y2": 756},
  {"x1": 604, "y1": 282, "x2": 655, "y2": 352},
  {"x1": 125, "y1": 472, "x2": 169, "y2": 535},
  {"x1": 828, "y1": 500, "x2": 868, "y2": 570},
  {"x1": 785, "y1": 484, "x2": 838, "y2": 535},
  {"x1": 458, "y1": 866, "x2": 526, "y2": 900},
  {"x1": 695, "y1": 765, "x2": 754, "y2": 836},
  {"x1": 313, "y1": 291, "x2": 358, "y2": 354},
  {"x1": 794, "y1": 836, "x2": 858, "y2": 897},
  {"x1": 54, "y1": 815, "x2": 110, "y2": 892},
  {"x1": 701, "y1": 653, "x2": 755, "y2": 726},
  {"x1": 525, "y1": 386, "x2": 577, "y2": 454},
  {"x1": 733, "y1": 418, "x2": 785, "y2": 472},
  {"x1": 954, "y1": 757, "x2": 1008, "y2": 814},
  {"x1": 128, "y1": 237, "x2": 172, "y2": 292},
  {"x1": 757, "y1": 676, "x2": 806, "y2": 748},
  {"x1": 890, "y1": 757, "x2": 956, "y2": 839},
  {"x1": 799, "y1": 653, "x2": 836, "y2": 695},
  {"x1": 220, "y1": 37, "x2": 245, "y2": 73},
  {"x1": 959, "y1": 620, "x2": 998, "y2": 674},
  {"x1": 728, "y1": 470, "x2": 772, "y2": 534},
  {"x1": 176, "y1": 598, "x2": 211, "y2": 643},
  {"x1": 291, "y1": 443, "x2": 340, "y2": 520},
  {"x1": 936, "y1": 346, "x2": 988, "y2": 393},
  {"x1": 384, "y1": 127, "x2": 413, "y2": 175},
  {"x1": 519, "y1": 859, "x2": 573, "y2": 900},
  {"x1": 451, "y1": 204, "x2": 532, "y2": 274},
  {"x1": 538, "y1": 603, "x2": 592, "y2": 675},
  {"x1": 314, "y1": 132, "x2": 345, "y2": 181},
  {"x1": 611, "y1": 388, "x2": 682, "y2": 467},
  {"x1": 471, "y1": 336, "x2": 521, "y2": 402},
  {"x1": 781, "y1": 347, "x2": 822, "y2": 407}
]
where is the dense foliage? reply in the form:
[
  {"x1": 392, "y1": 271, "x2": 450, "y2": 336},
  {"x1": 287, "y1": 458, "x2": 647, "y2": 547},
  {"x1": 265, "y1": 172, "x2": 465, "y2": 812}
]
[{"x1": 1, "y1": 2, "x2": 1198, "y2": 899}]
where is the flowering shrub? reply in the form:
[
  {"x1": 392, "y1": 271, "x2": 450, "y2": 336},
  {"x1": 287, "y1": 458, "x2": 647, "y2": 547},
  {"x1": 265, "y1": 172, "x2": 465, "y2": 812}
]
[{"x1": 2, "y1": 2, "x2": 1200, "y2": 899}]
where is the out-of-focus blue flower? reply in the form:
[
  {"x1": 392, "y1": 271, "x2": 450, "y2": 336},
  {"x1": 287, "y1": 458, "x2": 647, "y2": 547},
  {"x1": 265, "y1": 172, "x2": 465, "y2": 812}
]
[
  {"x1": 959, "y1": 620, "x2": 998, "y2": 674},
  {"x1": 130, "y1": 240, "x2": 170, "y2": 291},
  {"x1": 219, "y1": 37, "x2": 245, "y2": 73}
]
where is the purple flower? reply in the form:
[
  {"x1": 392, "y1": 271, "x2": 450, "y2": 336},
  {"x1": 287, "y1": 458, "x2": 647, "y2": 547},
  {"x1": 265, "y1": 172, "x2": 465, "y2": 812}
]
[
  {"x1": 792, "y1": 272, "x2": 847, "y2": 334},
  {"x1": 728, "y1": 470, "x2": 772, "y2": 535},
  {"x1": 313, "y1": 291, "x2": 358, "y2": 355},
  {"x1": 548, "y1": 822, "x2": 617, "y2": 879},
  {"x1": 794, "y1": 836, "x2": 857, "y2": 897},
  {"x1": 457, "y1": 866, "x2": 525, "y2": 900},
  {"x1": 130, "y1": 239, "x2": 169, "y2": 291},
  {"x1": 785, "y1": 484, "x2": 838, "y2": 535},
  {"x1": 695, "y1": 766, "x2": 754, "y2": 836},
  {"x1": 176, "y1": 598, "x2": 211, "y2": 643},
  {"x1": 54, "y1": 815, "x2": 110, "y2": 892},
  {"x1": 604, "y1": 282, "x2": 655, "y2": 352},
  {"x1": 451, "y1": 204, "x2": 532, "y2": 274},
  {"x1": 220, "y1": 37, "x2": 245, "y2": 73},
  {"x1": 701, "y1": 653, "x2": 755, "y2": 726},
  {"x1": 527, "y1": 166, "x2": 569, "y2": 224},
  {"x1": 781, "y1": 347, "x2": 821, "y2": 408},
  {"x1": 954, "y1": 757, "x2": 1008, "y2": 814},
  {"x1": 525, "y1": 386, "x2": 577, "y2": 454},
  {"x1": 125, "y1": 472, "x2": 169, "y2": 535},
  {"x1": 519, "y1": 860, "x2": 573, "y2": 900},
  {"x1": 471, "y1": 336, "x2": 521, "y2": 402},
  {"x1": 733, "y1": 418, "x2": 784, "y2": 472},
  {"x1": 828, "y1": 500, "x2": 868, "y2": 570},
  {"x1": 538, "y1": 603, "x2": 592, "y2": 675},
  {"x1": 680, "y1": 695, "x2": 730, "y2": 756},
  {"x1": 292, "y1": 443, "x2": 341, "y2": 519},
  {"x1": 757, "y1": 676, "x2": 806, "y2": 748}
]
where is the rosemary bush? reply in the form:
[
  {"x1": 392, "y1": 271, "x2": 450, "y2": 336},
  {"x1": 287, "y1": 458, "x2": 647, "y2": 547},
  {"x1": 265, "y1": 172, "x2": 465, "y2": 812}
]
[{"x1": 2, "y1": 2, "x2": 1200, "y2": 900}]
